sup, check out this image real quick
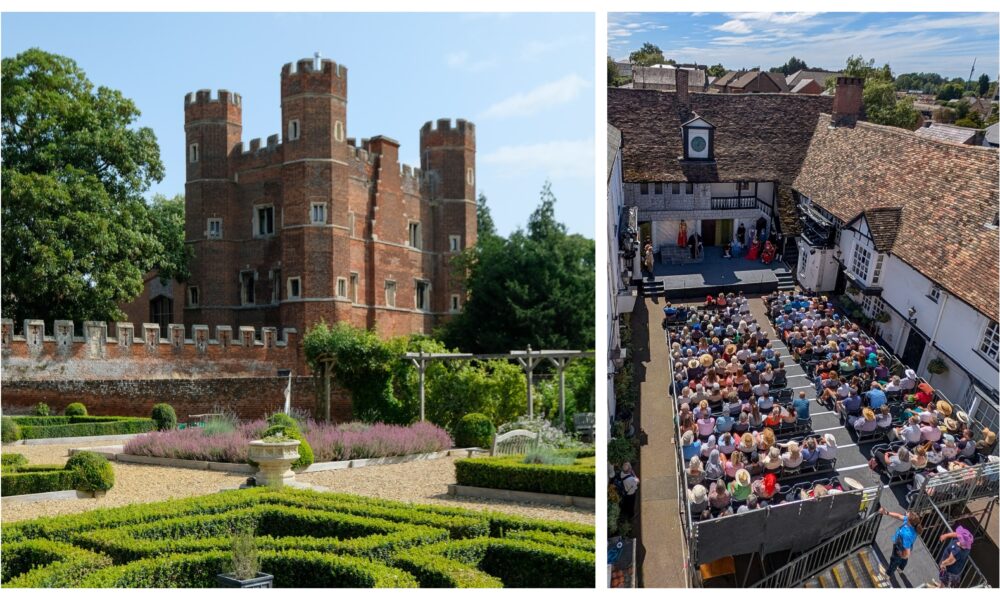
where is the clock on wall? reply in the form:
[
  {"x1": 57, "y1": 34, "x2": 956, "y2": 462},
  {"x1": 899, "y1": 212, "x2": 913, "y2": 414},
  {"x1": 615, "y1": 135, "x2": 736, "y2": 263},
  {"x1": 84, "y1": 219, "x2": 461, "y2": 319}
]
[{"x1": 690, "y1": 135, "x2": 707, "y2": 152}]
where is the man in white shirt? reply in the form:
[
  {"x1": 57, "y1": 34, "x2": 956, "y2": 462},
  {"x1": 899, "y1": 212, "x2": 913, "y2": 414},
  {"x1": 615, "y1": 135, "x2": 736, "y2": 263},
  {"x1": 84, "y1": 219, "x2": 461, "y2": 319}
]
[{"x1": 753, "y1": 381, "x2": 770, "y2": 398}]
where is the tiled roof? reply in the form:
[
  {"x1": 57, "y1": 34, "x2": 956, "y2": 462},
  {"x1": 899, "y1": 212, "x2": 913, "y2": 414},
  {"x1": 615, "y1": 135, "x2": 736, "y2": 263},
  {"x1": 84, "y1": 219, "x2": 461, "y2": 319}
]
[
  {"x1": 794, "y1": 118, "x2": 999, "y2": 321},
  {"x1": 786, "y1": 70, "x2": 842, "y2": 88},
  {"x1": 776, "y1": 184, "x2": 801, "y2": 236},
  {"x1": 858, "y1": 207, "x2": 902, "y2": 253},
  {"x1": 730, "y1": 71, "x2": 787, "y2": 92},
  {"x1": 713, "y1": 71, "x2": 740, "y2": 87},
  {"x1": 790, "y1": 79, "x2": 818, "y2": 94},
  {"x1": 608, "y1": 87, "x2": 833, "y2": 184},
  {"x1": 913, "y1": 123, "x2": 978, "y2": 145}
]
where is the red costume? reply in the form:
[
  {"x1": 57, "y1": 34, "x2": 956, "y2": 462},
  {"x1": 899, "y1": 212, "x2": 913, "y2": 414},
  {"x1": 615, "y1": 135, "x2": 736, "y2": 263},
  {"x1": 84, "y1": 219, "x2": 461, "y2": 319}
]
[
  {"x1": 761, "y1": 241, "x2": 776, "y2": 265},
  {"x1": 746, "y1": 239, "x2": 761, "y2": 261},
  {"x1": 677, "y1": 221, "x2": 688, "y2": 247}
]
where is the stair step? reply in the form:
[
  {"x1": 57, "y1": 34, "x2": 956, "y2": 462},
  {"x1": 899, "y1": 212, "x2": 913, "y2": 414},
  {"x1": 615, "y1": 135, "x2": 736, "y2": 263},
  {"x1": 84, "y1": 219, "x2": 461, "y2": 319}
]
[{"x1": 844, "y1": 557, "x2": 864, "y2": 587}]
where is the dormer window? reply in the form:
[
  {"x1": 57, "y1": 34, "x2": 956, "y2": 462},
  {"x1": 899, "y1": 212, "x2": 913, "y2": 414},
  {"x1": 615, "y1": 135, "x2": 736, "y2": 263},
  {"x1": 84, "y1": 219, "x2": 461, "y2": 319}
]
[{"x1": 681, "y1": 114, "x2": 714, "y2": 161}]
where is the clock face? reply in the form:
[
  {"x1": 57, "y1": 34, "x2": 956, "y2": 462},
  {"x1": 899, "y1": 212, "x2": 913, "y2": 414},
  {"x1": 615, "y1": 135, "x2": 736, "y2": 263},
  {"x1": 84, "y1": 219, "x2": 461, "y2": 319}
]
[{"x1": 691, "y1": 135, "x2": 707, "y2": 152}]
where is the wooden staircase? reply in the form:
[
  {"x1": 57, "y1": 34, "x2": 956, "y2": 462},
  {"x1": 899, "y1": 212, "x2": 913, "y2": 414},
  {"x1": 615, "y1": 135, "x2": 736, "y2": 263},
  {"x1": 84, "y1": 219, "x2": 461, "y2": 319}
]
[{"x1": 801, "y1": 548, "x2": 891, "y2": 588}]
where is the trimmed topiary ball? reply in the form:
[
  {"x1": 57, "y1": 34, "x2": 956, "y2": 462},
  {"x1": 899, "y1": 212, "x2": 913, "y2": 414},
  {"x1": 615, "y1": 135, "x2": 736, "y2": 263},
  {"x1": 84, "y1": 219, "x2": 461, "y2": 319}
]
[
  {"x1": 65, "y1": 402, "x2": 88, "y2": 417},
  {"x1": 34, "y1": 402, "x2": 50, "y2": 416},
  {"x1": 151, "y1": 403, "x2": 177, "y2": 431},
  {"x1": 65, "y1": 451, "x2": 115, "y2": 492},
  {"x1": 266, "y1": 412, "x2": 299, "y2": 430},
  {"x1": 454, "y1": 413, "x2": 496, "y2": 449},
  {"x1": 1, "y1": 416, "x2": 20, "y2": 443},
  {"x1": 261, "y1": 425, "x2": 313, "y2": 470}
]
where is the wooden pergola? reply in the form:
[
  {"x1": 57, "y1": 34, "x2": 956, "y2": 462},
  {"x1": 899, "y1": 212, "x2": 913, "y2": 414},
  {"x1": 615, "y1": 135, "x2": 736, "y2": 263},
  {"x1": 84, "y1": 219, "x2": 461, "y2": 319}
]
[{"x1": 315, "y1": 346, "x2": 593, "y2": 427}]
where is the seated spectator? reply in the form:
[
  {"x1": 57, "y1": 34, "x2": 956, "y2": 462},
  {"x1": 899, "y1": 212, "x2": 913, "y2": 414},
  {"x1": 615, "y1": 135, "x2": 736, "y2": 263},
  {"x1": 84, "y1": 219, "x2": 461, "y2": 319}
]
[
  {"x1": 866, "y1": 383, "x2": 887, "y2": 410},
  {"x1": 718, "y1": 432, "x2": 737, "y2": 455},
  {"x1": 737, "y1": 494, "x2": 759, "y2": 514},
  {"x1": 876, "y1": 405, "x2": 893, "y2": 429},
  {"x1": 884, "y1": 376, "x2": 902, "y2": 392},
  {"x1": 940, "y1": 438, "x2": 959, "y2": 462},
  {"x1": 792, "y1": 391, "x2": 811, "y2": 423},
  {"x1": 737, "y1": 432, "x2": 756, "y2": 458},
  {"x1": 688, "y1": 484, "x2": 709, "y2": 515},
  {"x1": 686, "y1": 456, "x2": 705, "y2": 487},
  {"x1": 681, "y1": 430, "x2": 702, "y2": 462},
  {"x1": 957, "y1": 429, "x2": 977, "y2": 460},
  {"x1": 911, "y1": 445, "x2": 929, "y2": 470},
  {"x1": 704, "y1": 449, "x2": 725, "y2": 481},
  {"x1": 884, "y1": 447, "x2": 912, "y2": 474},
  {"x1": 801, "y1": 437, "x2": 820, "y2": 467},
  {"x1": 780, "y1": 440, "x2": 804, "y2": 469},
  {"x1": 696, "y1": 412, "x2": 716, "y2": 441},
  {"x1": 701, "y1": 434, "x2": 718, "y2": 459},
  {"x1": 715, "y1": 412, "x2": 734, "y2": 435},
  {"x1": 896, "y1": 416, "x2": 923, "y2": 445},
  {"x1": 728, "y1": 469, "x2": 753, "y2": 503},
  {"x1": 852, "y1": 408, "x2": 878, "y2": 433},
  {"x1": 912, "y1": 385, "x2": 934, "y2": 408},
  {"x1": 752, "y1": 473, "x2": 781, "y2": 505},
  {"x1": 763, "y1": 406, "x2": 782, "y2": 428},
  {"x1": 732, "y1": 412, "x2": 750, "y2": 435},
  {"x1": 977, "y1": 428, "x2": 997, "y2": 454},
  {"x1": 840, "y1": 393, "x2": 863, "y2": 418},
  {"x1": 757, "y1": 428, "x2": 776, "y2": 455},
  {"x1": 758, "y1": 394, "x2": 775, "y2": 412},
  {"x1": 762, "y1": 446, "x2": 782, "y2": 473},
  {"x1": 727, "y1": 450, "x2": 747, "y2": 479},
  {"x1": 817, "y1": 435, "x2": 838, "y2": 466},
  {"x1": 900, "y1": 369, "x2": 917, "y2": 392},
  {"x1": 920, "y1": 418, "x2": 942, "y2": 443},
  {"x1": 708, "y1": 480, "x2": 732, "y2": 511},
  {"x1": 780, "y1": 406, "x2": 797, "y2": 425}
]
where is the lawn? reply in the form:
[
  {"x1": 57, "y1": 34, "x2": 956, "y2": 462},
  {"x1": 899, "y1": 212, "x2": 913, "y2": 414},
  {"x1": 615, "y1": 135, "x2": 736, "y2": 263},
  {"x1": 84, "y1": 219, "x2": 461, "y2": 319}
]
[{"x1": 1, "y1": 486, "x2": 594, "y2": 588}]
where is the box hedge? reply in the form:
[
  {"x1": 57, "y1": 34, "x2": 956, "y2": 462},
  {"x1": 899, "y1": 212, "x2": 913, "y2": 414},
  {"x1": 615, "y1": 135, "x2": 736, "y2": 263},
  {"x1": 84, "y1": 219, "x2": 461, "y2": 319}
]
[
  {"x1": 12, "y1": 416, "x2": 156, "y2": 440},
  {"x1": 1, "y1": 487, "x2": 594, "y2": 588},
  {"x1": 454, "y1": 455, "x2": 595, "y2": 498},
  {"x1": 1, "y1": 467, "x2": 76, "y2": 497}
]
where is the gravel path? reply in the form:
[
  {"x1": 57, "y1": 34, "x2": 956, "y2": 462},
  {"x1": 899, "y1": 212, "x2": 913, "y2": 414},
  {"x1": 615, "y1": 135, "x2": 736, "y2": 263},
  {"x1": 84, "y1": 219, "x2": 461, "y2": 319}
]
[{"x1": 2, "y1": 445, "x2": 593, "y2": 526}]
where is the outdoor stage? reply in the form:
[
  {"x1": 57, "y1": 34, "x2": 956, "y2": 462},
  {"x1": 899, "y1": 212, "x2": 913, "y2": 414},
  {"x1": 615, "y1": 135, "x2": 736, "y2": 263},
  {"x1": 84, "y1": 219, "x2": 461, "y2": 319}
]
[{"x1": 642, "y1": 246, "x2": 791, "y2": 300}]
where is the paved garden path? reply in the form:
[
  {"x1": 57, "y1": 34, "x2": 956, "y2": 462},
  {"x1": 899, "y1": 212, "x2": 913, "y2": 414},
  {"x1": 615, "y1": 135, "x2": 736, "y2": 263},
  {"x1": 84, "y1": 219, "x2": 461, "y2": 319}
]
[{"x1": 1, "y1": 443, "x2": 592, "y2": 525}]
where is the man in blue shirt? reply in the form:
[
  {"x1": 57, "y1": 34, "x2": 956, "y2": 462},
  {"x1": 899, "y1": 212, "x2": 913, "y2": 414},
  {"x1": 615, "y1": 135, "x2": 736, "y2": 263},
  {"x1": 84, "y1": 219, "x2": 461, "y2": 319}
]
[
  {"x1": 866, "y1": 383, "x2": 888, "y2": 410},
  {"x1": 792, "y1": 391, "x2": 811, "y2": 423},
  {"x1": 842, "y1": 393, "x2": 863, "y2": 418},
  {"x1": 881, "y1": 509, "x2": 920, "y2": 579}
]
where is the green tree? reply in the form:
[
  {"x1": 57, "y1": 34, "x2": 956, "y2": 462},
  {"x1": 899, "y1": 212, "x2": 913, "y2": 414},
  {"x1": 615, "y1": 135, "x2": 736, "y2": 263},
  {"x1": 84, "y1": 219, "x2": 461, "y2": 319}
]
[
  {"x1": 770, "y1": 56, "x2": 808, "y2": 76},
  {"x1": 608, "y1": 57, "x2": 620, "y2": 86},
  {"x1": 2, "y1": 48, "x2": 165, "y2": 325},
  {"x1": 707, "y1": 63, "x2": 727, "y2": 78},
  {"x1": 476, "y1": 192, "x2": 497, "y2": 240},
  {"x1": 147, "y1": 193, "x2": 191, "y2": 283},
  {"x1": 629, "y1": 43, "x2": 669, "y2": 67},
  {"x1": 936, "y1": 82, "x2": 965, "y2": 101},
  {"x1": 977, "y1": 73, "x2": 990, "y2": 97},
  {"x1": 443, "y1": 182, "x2": 595, "y2": 353}
]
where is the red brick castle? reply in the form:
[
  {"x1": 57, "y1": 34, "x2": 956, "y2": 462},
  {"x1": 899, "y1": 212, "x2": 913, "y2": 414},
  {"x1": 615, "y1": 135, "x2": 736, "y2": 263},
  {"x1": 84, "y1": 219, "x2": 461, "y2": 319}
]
[{"x1": 133, "y1": 55, "x2": 477, "y2": 339}]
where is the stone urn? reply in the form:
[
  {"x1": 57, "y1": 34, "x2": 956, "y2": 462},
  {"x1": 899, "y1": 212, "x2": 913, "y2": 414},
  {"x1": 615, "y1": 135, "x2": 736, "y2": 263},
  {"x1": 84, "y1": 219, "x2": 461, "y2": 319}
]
[{"x1": 248, "y1": 438, "x2": 300, "y2": 488}]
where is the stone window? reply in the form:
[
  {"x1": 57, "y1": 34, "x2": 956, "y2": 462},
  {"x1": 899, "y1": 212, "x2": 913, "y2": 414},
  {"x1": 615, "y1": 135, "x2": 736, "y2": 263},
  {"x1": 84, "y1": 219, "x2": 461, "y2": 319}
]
[
  {"x1": 334, "y1": 121, "x2": 345, "y2": 142},
  {"x1": 188, "y1": 143, "x2": 199, "y2": 163},
  {"x1": 449, "y1": 235, "x2": 461, "y2": 252},
  {"x1": 385, "y1": 280, "x2": 397, "y2": 308},
  {"x1": 271, "y1": 269, "x2": 281, "y2": 303},
  {"x1": 415, "y1": 280, "x2": 430, "y2": 312},
  {"x1": 654, "y1": 182, "x2": 662, "y2": 195},
  {"x1": 348, "y1": 212, "x2": 356, "y2": 237},
  {"x1": 685, "y1": 182, "x2": 694, "y2": 194},
  {"x1": 671, "y1": 182, "x2": 680, "y2": 194},
  {"x1": 639, "y1": 183, "x2": 648, "y2": 195},
  {"x1": 466, "y1": 168, "x2": 475, "y2": 186},
  {"x1": 240, "y1": 272, "x2": 255, "y2": 305},
  {"x1": 311, "y1": 202, "x2": 327, "y2": 225},
  {"x1": 979, "y1": 321, "x2": 998, "y2": 360},
  {"x1": 450, "y1": 294, "x2": 461, "y2": 313},
  {"x1": 286, "y1": 277, "x2": 301, "y2": 300},
  {"x1": 255, "y1": 205, "x2": 275, "y2": 237},
  {"x1": 187, "y1": 286, "x2": 200, "y2": 307},
  {"x1": 851, "y1": 244, "x2": 871, "y2": 281},
  {"x1": 928, "y1": 284, "x2": 941, "y2": 303},
  {"x1": 336, "y1": 277, "x2": 347, "y2": 299},
  {"x1": 408, "y1": 222, "x2": 422, "y2": 249},
  {"x1": 349, "y1": 272, "x2": 359, "y2": 303},
  {"x1": 207, "y1": 218, "x2": 222, "y2": 239},
  {"x1": 288, "y1": 119, "x2": 300, "y2": 141}
]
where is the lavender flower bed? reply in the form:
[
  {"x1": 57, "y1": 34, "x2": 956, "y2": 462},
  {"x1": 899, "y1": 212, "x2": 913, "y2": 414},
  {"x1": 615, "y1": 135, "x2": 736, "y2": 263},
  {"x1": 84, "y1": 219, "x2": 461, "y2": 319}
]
[{"x1": 122, "y1": 420, "x2": 453, "y2": 464}]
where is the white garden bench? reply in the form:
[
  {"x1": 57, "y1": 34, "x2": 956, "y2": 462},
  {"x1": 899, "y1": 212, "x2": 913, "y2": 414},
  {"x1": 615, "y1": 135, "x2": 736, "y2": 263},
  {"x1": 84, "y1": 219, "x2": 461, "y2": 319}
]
[{"x1": 491, "y1": 429, "x2": 540, "y2": 456}]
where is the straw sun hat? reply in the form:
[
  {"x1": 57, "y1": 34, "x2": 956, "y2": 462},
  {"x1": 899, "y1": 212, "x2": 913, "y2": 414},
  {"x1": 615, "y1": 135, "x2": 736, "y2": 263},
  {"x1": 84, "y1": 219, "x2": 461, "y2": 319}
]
[
  {"x1": 736, "y1": 469, "x2": 751, "y2": 486},
  {"x1": 936, "y1": 400, "x2": 953, "y2": 417},
  {"x1": 862, "y1": 408, "x2": 876, "y2": 421}
]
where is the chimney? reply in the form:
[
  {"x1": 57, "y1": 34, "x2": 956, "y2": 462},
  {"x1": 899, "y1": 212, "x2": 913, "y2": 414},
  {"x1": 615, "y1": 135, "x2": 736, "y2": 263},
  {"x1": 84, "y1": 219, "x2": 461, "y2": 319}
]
[
  {"x1": 675, "y1": 68, "x2": 689, "y2": 105},
  {"x1": 831, "y1": 76, "x2": 864, "y2": 128}
]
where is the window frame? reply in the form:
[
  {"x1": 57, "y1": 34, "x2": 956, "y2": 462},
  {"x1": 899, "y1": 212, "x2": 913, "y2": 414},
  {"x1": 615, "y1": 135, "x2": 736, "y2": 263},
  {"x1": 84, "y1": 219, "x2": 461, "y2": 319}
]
[
  {"x1": 979, "y1": 320, "x2": 999, "y2": 361},
  {"x1": 188, "y1": 143, "x2": 199, "y2": 163},
  {"x1": 384, "y1": 280, "x2": 397, "y2": 308},
  {"x1": 336, "y1": 277, "x2": 347, "y2": 299},
  {"x1": 240, "y1": 271, "x2": 256, "y2": 306},
  {"x1": 286, "y1": 276, "x2": 302, "y2": 300},
  {"x1": 254, "y1": 205, "x2": 275, "y2": 238},
  {"x1": 653, "y1": 182, "x2": 662, "y2": 195},
  {"x1": 450, "y1": 294, "x2": 461, "y2": 313},
  {"x1": 207, "y1": 218, "x2": 223, "y2": 239},
  {"x1": 449, "y1": 235, "x2": 462, "y2": 252},
  {"x1": 187, "y1": 286, "x2": 200, "y2": 308},
  {"x1": 415, "y1": 280, "x2": 431, "y2": 312},
  {"x1": 408, "y1": 221, "x2": 422, "y2": 249},
  {"x1": 288, "y1": 119, "x2": 300, "y2": 141},
  {"x1": 349, "y1": 272, "x2": 359, "y2": 304},
  {"x1": 928, "y1": 285, "x2": 941, "y2": 303},
  {"x1": 639, "y1": 182, "x2": 648, "y2": 195},
  {"x1": 310, "y1": 202, "x2": 327, "y2": 225},
  {"x1": 851, "y1": 243, "x2": 872, "y2": 281}
]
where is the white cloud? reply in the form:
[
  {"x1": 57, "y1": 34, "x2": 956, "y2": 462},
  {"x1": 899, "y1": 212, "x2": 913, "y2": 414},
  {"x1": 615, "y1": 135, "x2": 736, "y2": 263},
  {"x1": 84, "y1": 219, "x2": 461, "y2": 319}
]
[
  {"x1": 480, "y1": 139, "x2": 594, "y2": 179},
  {"x1": 714, "y1": 20, "x2": 752, "y2": 34},
  {"x1": 445, "y1": 51, "x2": 497, "y2": 72},
  {"x1": 480, "y1": 74, "x2": 590, "y2": 119},
  {"x1": 730, "y1": 12, "x2": 819, "y2": 25}
]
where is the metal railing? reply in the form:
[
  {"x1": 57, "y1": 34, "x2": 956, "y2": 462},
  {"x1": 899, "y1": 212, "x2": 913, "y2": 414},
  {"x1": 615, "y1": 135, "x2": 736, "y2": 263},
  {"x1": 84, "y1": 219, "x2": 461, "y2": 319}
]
[
  {"x1": 750, "y1": 511, "x2": 884, "y2": 588},
  {"x1": 908, "y1": 460, "x2": 1000, "y2": 515},
  {"x1": 916, "y1": 496, "x2": 992, "y2": 588},
  {"x1": 666, "y1": 327, "x2": 697, "y2": 586}
]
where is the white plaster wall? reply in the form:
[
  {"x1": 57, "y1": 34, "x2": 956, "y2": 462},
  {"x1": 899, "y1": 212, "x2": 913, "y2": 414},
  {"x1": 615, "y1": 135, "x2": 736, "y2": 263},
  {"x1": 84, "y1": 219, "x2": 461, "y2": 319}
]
[{"x1": 796, "y1": 239, "x2": 839, "y2": 291}]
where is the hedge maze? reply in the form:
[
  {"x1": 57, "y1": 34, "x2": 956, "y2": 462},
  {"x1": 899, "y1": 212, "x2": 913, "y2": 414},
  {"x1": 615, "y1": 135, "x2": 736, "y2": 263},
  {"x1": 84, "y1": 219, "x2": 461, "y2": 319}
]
[
  {"x1": 7, "y1": 416, "x2": 156, "y2": 440},
  {"x1": 1, "y1": 487, "x2": 594, "y2": 588},
  {"x1": 455, "y1": 455, "x2": 596, "y2": 498}
]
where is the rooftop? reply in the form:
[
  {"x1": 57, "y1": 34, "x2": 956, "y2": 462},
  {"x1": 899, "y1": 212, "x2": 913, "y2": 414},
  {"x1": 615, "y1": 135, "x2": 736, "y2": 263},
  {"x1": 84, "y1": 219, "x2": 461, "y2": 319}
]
[{"x1": 912, "y1": 122, "x2": 980, "y2": 145}]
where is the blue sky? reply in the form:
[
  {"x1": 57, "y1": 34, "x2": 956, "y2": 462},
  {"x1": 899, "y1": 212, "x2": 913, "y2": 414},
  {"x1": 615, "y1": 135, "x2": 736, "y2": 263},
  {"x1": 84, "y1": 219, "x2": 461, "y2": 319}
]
[
  {"x1": 2, "y1": 12, "x2": 595, "y2": 238},
  {"x1": 609, "y1": 12, "x2": 999, "y2": 79}
]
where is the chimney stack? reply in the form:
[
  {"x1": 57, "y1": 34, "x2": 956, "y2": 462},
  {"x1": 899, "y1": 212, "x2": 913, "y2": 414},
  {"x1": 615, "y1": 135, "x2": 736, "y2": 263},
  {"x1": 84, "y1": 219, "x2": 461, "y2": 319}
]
[
  {"x1": 831, "y1": 76, "x2": 864, "y2": 128},
  {"x1": 675, "y1": 67, "x2": 689, "y2": 105}
]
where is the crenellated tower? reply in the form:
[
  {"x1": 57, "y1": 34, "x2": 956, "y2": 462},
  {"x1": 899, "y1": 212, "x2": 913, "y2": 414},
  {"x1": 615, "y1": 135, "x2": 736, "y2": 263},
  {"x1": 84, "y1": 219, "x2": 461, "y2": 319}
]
[{"x1": 420, "y1": 118, "x2": 477, "y2": 316}]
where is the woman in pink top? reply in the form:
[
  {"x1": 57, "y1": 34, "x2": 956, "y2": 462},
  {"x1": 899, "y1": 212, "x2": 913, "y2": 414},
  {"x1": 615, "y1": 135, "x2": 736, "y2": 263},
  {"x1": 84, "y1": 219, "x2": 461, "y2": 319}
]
[
  {"x1": 921, "y1": 421, "x2": 942, "y2": 443},
  {"x1": 697, "y1": 413, "x2": 717, "y2": 440}
]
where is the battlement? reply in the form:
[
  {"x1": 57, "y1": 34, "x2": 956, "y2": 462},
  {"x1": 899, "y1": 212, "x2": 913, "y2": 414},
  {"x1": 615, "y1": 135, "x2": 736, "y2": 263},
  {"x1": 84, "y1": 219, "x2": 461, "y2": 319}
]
[
  {"x1": 400, "y1": 164, "x2": 423, "y2": 180},
  {"x1": 420, "y1": 118, "x2": 475, "y2": 138},
  {"x1": 184, "y1": 89, "x2": 242, "y2": 107},
  {"x1": 235, "y1": 134, "x2": 282, "y2": 156},
  {"x1": 281, "y1": 56, "x2": 347, "y2": 79}
]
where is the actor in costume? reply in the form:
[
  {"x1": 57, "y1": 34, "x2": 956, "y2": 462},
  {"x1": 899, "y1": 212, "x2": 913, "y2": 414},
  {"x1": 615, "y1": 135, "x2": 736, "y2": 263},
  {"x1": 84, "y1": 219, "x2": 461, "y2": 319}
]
[
  {"x1": 747, "y1": 238, "x2": 761, "y2": 261},
  {"x1": 761, "y1": 240, "x2": 776, "y2": 265},
  {"x1": 677, "y1": 220, "x2": 688, "y2": 247}
]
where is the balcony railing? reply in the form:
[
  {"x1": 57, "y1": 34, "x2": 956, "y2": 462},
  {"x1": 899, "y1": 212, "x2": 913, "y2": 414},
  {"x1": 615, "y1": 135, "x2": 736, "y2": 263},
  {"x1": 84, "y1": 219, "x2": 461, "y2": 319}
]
[{"x1": 710, "y1": 196, "x2": 758, "y2": 210}]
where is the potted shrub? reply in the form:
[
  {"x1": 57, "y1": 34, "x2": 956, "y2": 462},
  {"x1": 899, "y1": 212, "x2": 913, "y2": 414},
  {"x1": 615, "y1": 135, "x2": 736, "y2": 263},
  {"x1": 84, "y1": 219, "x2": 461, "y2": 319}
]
[
  {"x1": 927, "y1": 357, "x2": 949, "y2": 375},
  {"x1": 247, "y1": 432, "x2": 301, "y2": 488},
  {"x1": 217, "y1": 529, "x2": 273, "y2": 588}
]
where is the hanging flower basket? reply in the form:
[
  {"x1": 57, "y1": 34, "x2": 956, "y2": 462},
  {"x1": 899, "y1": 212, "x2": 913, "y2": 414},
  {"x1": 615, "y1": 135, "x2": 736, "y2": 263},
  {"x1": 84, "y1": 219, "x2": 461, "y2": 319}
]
[
  {"x1": 875, "y1": 311, "x2": 891, "y2": 323},
  {"x1": 927, "y1": 358, "x2": 949, "y2": 375}
]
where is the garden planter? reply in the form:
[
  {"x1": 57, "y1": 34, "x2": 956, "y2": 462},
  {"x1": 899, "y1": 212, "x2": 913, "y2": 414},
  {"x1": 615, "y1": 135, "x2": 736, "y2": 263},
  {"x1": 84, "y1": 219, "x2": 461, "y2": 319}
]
[
  {"x1": 248, "y1": 439, "x2": 300, "y2": 488},
  {"x1": 216, "y1": 572, "x2": 274, "y2": 588}
]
